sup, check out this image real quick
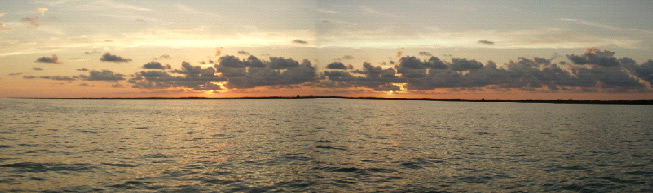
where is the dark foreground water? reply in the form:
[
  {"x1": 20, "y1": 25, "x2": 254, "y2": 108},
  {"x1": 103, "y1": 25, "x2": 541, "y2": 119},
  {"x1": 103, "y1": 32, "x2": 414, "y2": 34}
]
[{"x1": 0, "y1": 99, "x2": 652, "y2": 192}]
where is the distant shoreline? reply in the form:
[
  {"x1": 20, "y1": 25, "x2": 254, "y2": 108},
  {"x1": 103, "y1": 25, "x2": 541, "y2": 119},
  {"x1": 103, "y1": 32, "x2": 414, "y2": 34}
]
[{"x1": 10, "y1": 96, "x2": 653, "y2": 105}]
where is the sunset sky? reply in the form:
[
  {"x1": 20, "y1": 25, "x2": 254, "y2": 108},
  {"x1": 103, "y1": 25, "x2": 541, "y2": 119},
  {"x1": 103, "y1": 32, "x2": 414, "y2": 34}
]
[{"x1": 1, "y1": 0, "x2": 652, "y2": 99}]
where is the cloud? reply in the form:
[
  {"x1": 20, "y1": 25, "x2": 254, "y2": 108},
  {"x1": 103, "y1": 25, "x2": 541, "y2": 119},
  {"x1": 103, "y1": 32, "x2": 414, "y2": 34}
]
[
  {"x1": 158, "y1": 54, "x2": 170, "y2": 59},
  {"x1": 326, "y1": 62, "x2": 353, "y2": 69},
  {"x1": 8, "y1": 72, "x2": 23, "y2": 76},
  {"x1": 33, "y1": 67, "x2": 43, "y2": 71},
  {"x1": 419, "y1": 52, "x2": 432, "y2": 56},
  {"x1": 560, "y1": 18, "x2": 653, "y2": 34},
  {"x1": 395, "y1": 56, "x2": 448, "y2": 78},
  {"x1": 77, "y1": 68, "x2": 89, "y2": 71},
  {"x1": 100, "y1": 53, "x2": 131, "y2": 62},
  {"x1": 35, "y1": 54, "x2": 61, "y2": 64},
  {"x1": 130, "y1": 62, "x2": 226, "y2": 90},
  {"x1": 237, "y1": 50, "x2": 250, "y2": 55},
  {"x1": 478, "y1": 40, "x2": 495, "y2": 45},
  {"x1": 28, "y1": 48, "x2": 653, "y2": 93},
  {"x1": 566, "y1": 47, "x2": 619, "y2": 67},
  {"x1": 22, "y1": 17, "x2": 40, "y2": 27},
  {"x1": 215, "y1": 55, "x2": 316, "y2": 88},
  {"x1": 292, "y1": 39, "x2": 308, "y2": 44},
  {"x1": 37, "y1": 8, "x2": 49, "y2": 15},
  {"x1": 450, "y1": 58, "x2": 483, "y2": 71},
  {"x1": 142, "y1": 61, "x2": 171, "y2": 69},
  {"x1": 269, "y1": 57, "x2": 300, "y2": 69},
  {"x1": 396, "y1": 56, "x2": 448, "y2": 70},
  {"x1": 81, "y1": 1, "x2": 152, "y2": 12},
  {"x1": 82, "y1": 70, "x2": 125, "y2": 81},
  {"x1": 323, "y1": 62, "x2": 400, "y2": 91},
  {"x1": 341, "y1": 55, "x2": 354, "y2": 60},
  {"x1": 85, "y1": 50, "x2": 101, "y2": 54},
  {"x1": 24, "y1": 75, "x2": 77, "y2": 81},
  {"x1": 396, "y1": 48, "x2": 404, "y2": 58},
  {"x1": 317, "y1": 9, "x2": 339, "y2": 14},
  {"x1": 633, "y1": 60, "x2": 653, "y2": 84},
  {"x1": 320, "y1": 48, "x2": 649, "y2": 92},
  {"x1": 0, "y1": 13, "x2": 5, "y2": 17}
]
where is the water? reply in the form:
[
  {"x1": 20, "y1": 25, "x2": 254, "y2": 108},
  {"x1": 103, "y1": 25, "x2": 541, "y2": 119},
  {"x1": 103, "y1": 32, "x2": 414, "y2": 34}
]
[{"x1": 0, "y1": 98, "x2": 652, "y2": 192}]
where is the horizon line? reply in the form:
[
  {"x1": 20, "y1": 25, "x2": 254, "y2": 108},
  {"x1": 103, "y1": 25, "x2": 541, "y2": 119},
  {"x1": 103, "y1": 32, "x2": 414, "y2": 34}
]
[{"x1": 7, "y1": 96, "x2": 653, "y2": 105}]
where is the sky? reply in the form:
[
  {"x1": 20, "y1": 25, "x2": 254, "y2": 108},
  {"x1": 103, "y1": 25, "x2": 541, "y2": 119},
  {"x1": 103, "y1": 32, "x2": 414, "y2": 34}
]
[{"x1": 1, "y1": 0, "x2": 653, "y2": 99}]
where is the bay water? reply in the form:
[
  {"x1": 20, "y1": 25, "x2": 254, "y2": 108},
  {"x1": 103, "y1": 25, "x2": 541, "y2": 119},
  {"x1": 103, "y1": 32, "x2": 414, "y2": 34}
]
[{"x1": 1, "y1": 99, "x2": 652, "y2": 192}]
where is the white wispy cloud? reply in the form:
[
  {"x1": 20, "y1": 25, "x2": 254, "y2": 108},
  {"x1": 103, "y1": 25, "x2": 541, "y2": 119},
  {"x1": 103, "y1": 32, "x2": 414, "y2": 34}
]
[
  {"x1": 317, "y1": 9, "x2": 339, "y2": 14},
  {"x1": 560, "y1": 18, "x2": 653, "y2": 34},
  {"x1": 0, "y1": 26, "x2": 316, "y2": 57},
  {"x1": 172, "y1": 4, "x2": 220, "y2": 17},
  {"x1": 77, "y1": 0, "x2": 152, "y2": 12},
  {"x1": 359, "y1": 6, "x2": 398, "y2": 18},
  {"x1": 318, "y1": 28, "x2": 641, "y2": 49}
]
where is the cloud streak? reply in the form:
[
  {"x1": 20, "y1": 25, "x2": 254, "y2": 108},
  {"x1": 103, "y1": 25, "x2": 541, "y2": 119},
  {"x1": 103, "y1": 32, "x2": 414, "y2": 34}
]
[{"x1": 478, "y1": 40, "x2": 495, "y2": 45}]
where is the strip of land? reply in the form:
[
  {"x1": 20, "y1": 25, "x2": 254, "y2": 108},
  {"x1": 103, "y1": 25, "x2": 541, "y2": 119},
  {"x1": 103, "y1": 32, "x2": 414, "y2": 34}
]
[{"x1": 15, "y1": 96, "x2": 653, "y2": 105}]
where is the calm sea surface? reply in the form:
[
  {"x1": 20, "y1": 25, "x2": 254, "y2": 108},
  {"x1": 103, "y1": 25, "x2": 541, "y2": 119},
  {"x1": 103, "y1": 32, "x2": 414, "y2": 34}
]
[{"x1": 0, "y1": 98, "x2": 652, "y2": 192}]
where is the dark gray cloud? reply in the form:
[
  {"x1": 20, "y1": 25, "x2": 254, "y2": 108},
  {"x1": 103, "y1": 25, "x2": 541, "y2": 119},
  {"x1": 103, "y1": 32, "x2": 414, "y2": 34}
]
[
  {"x1": 450, "y1": 58, "x2": 483, "y2": 71},
  {"x1": 158, "y1": 54, "x2": 170, "y2": 59},
  {"x1": 143, "y1": 61, "x2": 171, "y2": 69},
  {"x1": 8, "y1": 72, "x2": 23, "y2": 76},
  {"x1": 322, "y1": 62, "x2": 400, "y2": 91},
  {"x1": 100, "y1": 53, "x2": 132, "y2": 63},
  {"x1": 25, "y1": 48, "x2": 646, "y2": 92},
  {"x1": 396, "y1": 56, "x2": 448, "y2": 70},
  {"x1": 82, "y1": 70, "x2": 124, "y2": 81},
  {"x1": 35, "y1": 54, "x2": 61, "y2": 64},
  {"x1": 42, "y1": 76, "x2": 77, "y2": 81},
  {"x1": 23, "y1": 75, "x2": 77, "y2": 81},
  {"x1": 237, "y1": 50, "x2": 250, "y2": 55},
  {"x1": 21, "y1": 17, "x2": 39, "y2": 27},
  {"x1": 270, "y1": 57, "x2": 300, "y2": 69},
  {"x1": 321, "y1": 48, "x2": 649, "y2": 92},
  {"x1": 173, "y1": 61, "x2": 216, "y2": 77},
  {"x1": 326, "y1": 62, "x2": 352, "y2": 69},
  {"x1": 216, "y1": 55, "x2": 316, "y2": 88},
  {"x1": 419, "y1": 52, "x2": 432, "y2": 56},
  {"x1": 478, "y1": 40, "x2": 495, "y2": 45},
  {"x1": 130, "y1": 62, "x2": 226, "y2": 90},
  {"x1": 633, "y1": 60, "x2": 653, "y2": 84},
  {"x1": 245, "y1": 55, "x2": 266, "y2": 68},
  {"x1": 292, "y1": 39, "x2": 308, "y2": 44},
  {"x1": 77, "y1": 68, "x2": 89, "y2": 71},
  {"x1": 566, "y1": 48, "x2": 619, "y2": 67},
  {"x1": 33, "y1": 67, "x2": 43, "y2": 71}
]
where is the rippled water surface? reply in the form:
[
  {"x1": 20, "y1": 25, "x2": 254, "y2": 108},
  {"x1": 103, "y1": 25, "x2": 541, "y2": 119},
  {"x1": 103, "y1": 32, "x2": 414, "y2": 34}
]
[{"x1": 1, "y1": 98, "x2": 652, "y2": 192}]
